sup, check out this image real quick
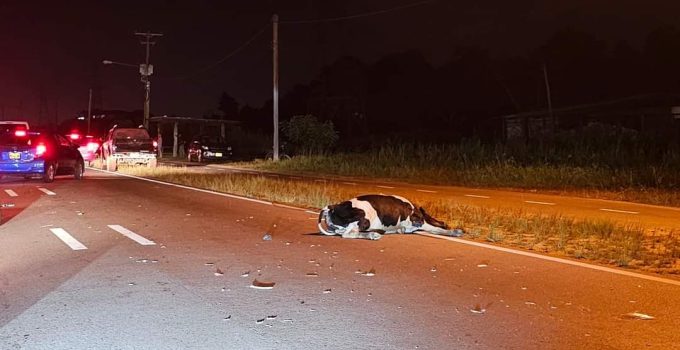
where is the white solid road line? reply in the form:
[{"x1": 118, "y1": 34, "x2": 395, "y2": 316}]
[
  {"x1": 50, "y1": 228, "x2": 87, "y2": 250},
  {"x1": 416, "y1": 189, "x2": 437, "y2": 193},
  {"x1": 464, "y1": 194, "x2": 490, "y2": 199},
  {"x1": 4, "y1": 189, "x2": 18, "y2": 197},
  {"x1": 376, "y1": 185, "x2": 395, "y2": 189},
  {"x1": 524, "y1": 200, "x2": 556, "y2": 206},
  {"x1": 91, "y1": 168, "x2": 273, "y2": 206},
  {"x1": 108, "y1": 225, "x2": 156, "y2": 246},
  {"x1": 418, "y1": 232, "x2": 680, "y2": 287},
  {"x1": 38, "y1": 188, "x2": 56, "y2": 196},
  {"x1": 600, "y1": 208, "x2": 639, "y2": 215}
]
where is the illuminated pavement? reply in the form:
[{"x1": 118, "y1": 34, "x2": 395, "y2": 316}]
[{"x1": 1, "y1": 170, "x2": 679, "y2": 349}]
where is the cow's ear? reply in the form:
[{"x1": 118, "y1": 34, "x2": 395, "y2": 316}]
[{"x1": 358, "y1": 217, "x2": 371, "y2": 231}]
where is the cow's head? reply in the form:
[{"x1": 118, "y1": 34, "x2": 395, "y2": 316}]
[{"x1": 326, "y1": 201, "x2": 370, "y2": 231}]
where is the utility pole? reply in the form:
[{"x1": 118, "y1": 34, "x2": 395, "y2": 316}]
[
  {"x1": 87, "y1": 88, "x2": 92, "y2": 135},
  {"x1": 542, "y1": 63, "x2": 555, "y2": 133},
  {"x1": 272, "y1": 14, "x2": 279, "y2": 161},
  {"x1": 135, "y1": 31, "x2": 163, "y2": 129}
]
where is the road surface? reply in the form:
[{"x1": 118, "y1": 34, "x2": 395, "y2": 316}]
[{"x1": 1, "y1": 170, "x2": 679, "y2": 349}]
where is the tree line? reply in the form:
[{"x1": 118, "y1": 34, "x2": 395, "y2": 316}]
[{"x1": 214, "y1": 25, "x2": 680, "y2": 146}]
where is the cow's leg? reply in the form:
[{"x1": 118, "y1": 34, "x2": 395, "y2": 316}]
[{"x1": 341, "y1": 228, "x2": 382, "y2": 240}]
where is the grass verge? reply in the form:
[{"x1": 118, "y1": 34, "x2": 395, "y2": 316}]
[{"x1": 117, "y1": 165, "x2": 680, "y2": 274}]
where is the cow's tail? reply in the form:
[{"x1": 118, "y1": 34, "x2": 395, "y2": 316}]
[{"x1": 419, "y1": 207, "x2": 464, "y2": 236}]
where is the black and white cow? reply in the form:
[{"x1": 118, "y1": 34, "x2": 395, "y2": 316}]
[{"x1": 318, "y1": 194, "x2": 464, "y2": 240}]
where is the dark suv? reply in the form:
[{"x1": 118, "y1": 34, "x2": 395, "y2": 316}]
[{"x1": 100, "y1": 125, "x2": 157, "y2": 171}]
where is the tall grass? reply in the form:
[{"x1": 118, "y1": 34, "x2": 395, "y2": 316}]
[{"x1": 244, "y1": 126, "x2": 680, "y2": 206}]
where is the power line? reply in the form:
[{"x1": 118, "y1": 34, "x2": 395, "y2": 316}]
[
  {"x1": 168, "y1": 23, "x2": 270, "y2": 81},
  {"x1": 280, "y1": 0, "x2": 437, "y2": 24}
]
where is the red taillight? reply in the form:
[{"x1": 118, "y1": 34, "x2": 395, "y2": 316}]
[
  {"x1": 14, "y1": 130, "x2": 27, "y2": 137},
  {"x1": 86, "y1": 142, "x2": 99, "y2": 152},
  {"x1": 152, "y1": 140, "x2": 158, "y2": 148},
  {"x1": 69, "y1": 133, "x2": 81, "y2": 140},
  {"x1": 36, "y1": 144, "x2": 47, "y2": 157}
]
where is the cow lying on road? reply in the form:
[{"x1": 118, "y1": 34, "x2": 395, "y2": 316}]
[{"x1": 318, "y1": 194, "x2": 464, "y2": 240}]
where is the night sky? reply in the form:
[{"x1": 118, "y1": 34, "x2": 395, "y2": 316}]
[{"x1": 1, "y1": 0, "x2": 679, "y2": 125}]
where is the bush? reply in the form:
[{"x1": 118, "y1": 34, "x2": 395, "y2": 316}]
[{"x1": 283, "y1": 115, "x2": 338, "y2": 154}]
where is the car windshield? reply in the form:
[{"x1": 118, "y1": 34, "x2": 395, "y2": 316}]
[
  {"x1": 200, "y1": 136, "x2": 226, "y2": 144},
  {"x1": 113, "y1": 129, "x2": 150, "y2": 140},
  {"x1": 0, "y1": 126, "x2": 30, "y2": 146}
]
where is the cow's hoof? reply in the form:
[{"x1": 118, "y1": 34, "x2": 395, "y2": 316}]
[
  {"x1": 446, "y1": 229, "x2": 464, "y2": 237},
  {"x1": 368, "y1": 232, "x2": 382, "y2": 240}
]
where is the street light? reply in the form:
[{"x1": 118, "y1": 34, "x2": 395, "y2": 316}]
[{"x1": 102, "y1": 59, "x2": 154, "y2": 129}]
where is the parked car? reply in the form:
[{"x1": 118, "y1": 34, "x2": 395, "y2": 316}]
[
  {"x1": 0, "y1": 125, "x2": 84, "y2": 182},
  {"x1": 100, "y1": 125, "x2": 157, "y2": 171},
  {"x1": 187, "y1": 135, "x2": 232, "y2": 162},
  {"x1": 65, "y1": 131, "x2": 101, "y2": 166}
]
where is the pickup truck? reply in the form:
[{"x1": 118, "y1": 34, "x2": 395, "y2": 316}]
[{"x1": 101, "y1": 126, "x2": 157, "y2": 171}]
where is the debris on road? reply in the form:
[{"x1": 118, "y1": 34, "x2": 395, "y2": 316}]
[
  {"x1": 223, "y1": 315, "x2": 232, "y2": 321},
  {"x1": 470, "y1": 304, "x2": 486, "y2": 314},
  {"x1": 266, "y1": 315, "x2": 277, "y2": 320},
  {"x1": 430, "y1": 266, "x2": 437, "y2": 272},
  {"x1": 262, "y1": 233, "x2": 272, "y2": 241},
  {"x1": 214, "y1": 268, "x2": 224, "y2": 276},
  {"x1": 241, "y1": 271, "x2": 250, "y2": 277},
  {"x1": 623, "y1": 312, "x2": 655, "y2": 320},
  {"x1": 359, "y1": 268, "x2": 376, "y2": 277},
  {"x1": 323, "y1": 288, "x2": 331, "y2": 294},
  {"x1": 306, "y1": 272, "x2": 319, "y2": 277},
  {"x1": 205, "y1": 262, "x2": 215, "y2": 266},
  {"x1": 251, "y1": 279, "x2": 276, "y2": 289},
  {"x1": 1, "y1": 203, "x2": 15, "y2": 208}
]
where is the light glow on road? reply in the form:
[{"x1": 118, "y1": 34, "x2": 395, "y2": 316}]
[
  {"x1": 524, "y1": 200, "x2": 556, "y2": 206},
  {"x1": 465, "y1": 194, "x2": 490, "y2": 199},
  {"x1": 50, "y1": 228, "x2": 87, "y2": 250},
  {"x1": 600, "y1": 208, "x2": 639, "y2": 215},
  {"x1": 376, "y1": 185, "x2": 395, "y2": 189},
  {"x1": 108, "y1": 225, "x2": 156, "y2": 245},
  {"x1": 4, "y1": 189, "x2": 18, "y2": 197},
  {"x1": 38, "y1": 188, "x2": 56, "y2": 196},
  {"x1": 416, "y1": 189, "x2": 437, "y2": 193}
]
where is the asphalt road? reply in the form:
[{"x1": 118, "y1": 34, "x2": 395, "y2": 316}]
[{"x1": 1, "y1": 170, "x2": 679, "y2": 349}]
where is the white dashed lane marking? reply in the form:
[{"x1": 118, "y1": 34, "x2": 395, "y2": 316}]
[
  {"x1": 50, "y1": 228, "x2": 87, "y2": 250},
  {"x1": 524, "y1": 200, "x2": 556, "y2": 206},
  {"x1": 376, "y1": 185, "x2": 395, "y2": 189},
  {"x1": 4, "y1": 189, "x2": 18, "y2": 197},
  {"x1": 600, "y1": 208, "x2": 639, "y2": 215},
  {"x1": 464, "y1": 194, "x2": 490, "y2": 199},
  {"x1": 416, "y1": 189, "x2": 437, "y2": 193},
  {"x1": 38, "y1": 188, "x2": 56, "y2": 196},
  {"x1": 108, "y1": 225, "x2": 156, "y2": 245}
]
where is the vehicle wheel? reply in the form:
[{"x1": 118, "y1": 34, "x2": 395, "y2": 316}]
[
  {"x1": 43, "y1": 162, "x2": 56, "y2": 183},
  {"x1": 197, "y1": 153, "x2": 203, "y2": 163},
  {"x1": 187, "y1": 153, "x2": 193, "y2": 162},
  {"x1": 106, "y1": 157, "x2": 117, "y2": 172},
  {"x1": 74, "y1": 160, "x2": 84, "y2": 180},
  {"x1": 148, "y1": 158, "x2": 158, "y2": 168}
]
